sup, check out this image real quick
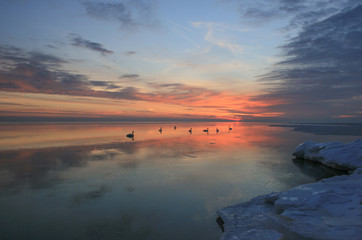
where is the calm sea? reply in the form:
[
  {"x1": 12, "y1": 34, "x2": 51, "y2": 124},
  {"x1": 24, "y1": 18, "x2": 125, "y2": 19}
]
[{"x1": 0, "y1": 122, "x2": 358, "y2": 239}]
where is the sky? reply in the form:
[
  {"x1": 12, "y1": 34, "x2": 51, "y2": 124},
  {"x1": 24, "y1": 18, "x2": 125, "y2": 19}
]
[{"x1": 0, "y1": 0, "x2": 361, "y2": 123}]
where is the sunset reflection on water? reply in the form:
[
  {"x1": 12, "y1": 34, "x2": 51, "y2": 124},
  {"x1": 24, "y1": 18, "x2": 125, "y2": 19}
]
[
  {"x1": 0, "y1": 122, "x2": 280, "y2": 150},
  {"x1": 0, "y1": 122, "x2": 353, "y2": 239}
]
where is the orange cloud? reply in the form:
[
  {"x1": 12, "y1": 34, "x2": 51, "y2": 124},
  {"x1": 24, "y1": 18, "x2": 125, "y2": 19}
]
[
  {"x1": 0, "y1": 88, "x2": 284, "y2": 121},
  {"x1": 0, "y1": 46, "x2": 286, "y2": 121}
]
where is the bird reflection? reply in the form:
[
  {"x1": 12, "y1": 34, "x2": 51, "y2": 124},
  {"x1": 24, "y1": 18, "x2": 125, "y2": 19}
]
[{"x1": 126, "y1": 131, "x2": 134, "y2": 141}]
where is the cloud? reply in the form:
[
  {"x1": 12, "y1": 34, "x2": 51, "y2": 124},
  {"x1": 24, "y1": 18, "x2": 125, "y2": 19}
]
[
  {"x1": 257, "y1": 4, "x2": 362, "y2": 122},
  {"x1": 106, "y1": 84, "x2": 122, "y2": 90},
  {"x1": 0, "y1": 47, "x2": 69, "y2": 77},
  {"x1": 0, "y1": 45, "x2": 30, "y2": 70},
  {"x1": 0, "y1": 45, "x2": 123, "y2": 95},
  {"x1": 0, "y1": 45, "x2": 204, "y2": 102},
  {"x1": 90, "y1": 81, "x2": 109, "y2": 87},
  {"x1": 0, "y1": 59, "x2": 143, "y2": 101},
  {"x1": 30, "y1": 52, "x2": 68, "y2": 65},
  {"x1": 0, "y1": 62, "x2": 87, "y2": 92},
  {"x1": 120, "y1": 74, "x2": 139, "y2": 79},
  {"x1": 231, "y1": 0, "x2": 359, "y2": 28},
  {"x1": 82, "y1": 0, "x2": 159, "y2": 30},
  {"x1": 70, "y1": 34, "x2": 113, "y2": 56},
  {"x1": 124, "y1": 51, "x2": 136, "y2": 56},
  {"x1": 158, "y1": 83, "x2": 184, "y2": 88},
  {"x1": 0, "y1": 45, "x2": 281, "y2": 120},
  {"x1": 90, "y1": 80, "x2": 121, "y2": 89},
  {"x1": 192, "y1": 22, "x2": 244, "y2": 55}
]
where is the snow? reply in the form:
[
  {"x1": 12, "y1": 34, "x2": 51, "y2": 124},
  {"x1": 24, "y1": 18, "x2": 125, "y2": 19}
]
[
  {"x1": 293, "y1": 139, "x2": 362, "y2": 170},
  {"x1": 218, "y1": 140, "x2": 362, "y2": 240},
  {"x1": 218, "y1": 168, "x2": 362, "y2": 240}
]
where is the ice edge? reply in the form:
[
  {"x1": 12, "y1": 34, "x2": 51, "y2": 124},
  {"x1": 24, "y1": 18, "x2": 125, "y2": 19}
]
[{"x1": 218, "y1": 140, "x2": 362, "y2": 240}]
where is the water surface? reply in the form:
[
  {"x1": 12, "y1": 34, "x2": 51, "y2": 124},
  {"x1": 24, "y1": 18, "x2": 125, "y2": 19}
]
[{"x1": 0, "y1": 122, "x2": 358, "y2": 239}]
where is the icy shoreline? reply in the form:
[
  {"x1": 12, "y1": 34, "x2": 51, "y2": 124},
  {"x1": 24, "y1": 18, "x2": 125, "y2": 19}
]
[
  {"x1": 218, "y1": 140, "x2": 362, "y2": 240},
  {"x1": 293, "y1": 139, "x2": 362, "y2": 170}
]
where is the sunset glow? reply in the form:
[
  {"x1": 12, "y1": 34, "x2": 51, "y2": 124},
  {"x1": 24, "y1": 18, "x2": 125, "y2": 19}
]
[
  {"x1": 2, "y1": 2, "x2": 362, "y2": 239},
  {"x1": 0, "y1": 88, "x2": 283, "y2": 121},
  {"x1": 1, "y1": 1, "x2": 361, "y2": 122}
]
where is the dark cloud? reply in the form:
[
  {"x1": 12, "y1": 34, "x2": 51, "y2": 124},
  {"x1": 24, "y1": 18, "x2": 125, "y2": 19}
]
[
  {"x1": 56, "y1": 72, "x2": 89, "y2": 90},
  {"x1": 0, "y1": 45, "x2": 22, "y2": 57},
  {"x1": 232, "y1": 0, "x2": 359, "y2": 28},
  {"x1": 147, "y1": 82, "x2": 185, "y2": 89},
  {"x1": 0, "y1": 45, "x2": 156, "y2": 102},
  {"x1": 120, "y1": 74, "x2": 139, "y2": 79},
  {"x1": 90, "y1": 81, "x2": 122, "y2": 89},
  {"x1": 258, "y1": 4, "x2": 362, "y2": 122},
  {"x1": 90, "y1": 80, "x2": 120, "y2": 89},
  {"x1": 0, "y1": 45, "x2": 121, "y2": 97},
  {"x1": 0, "y1": 62, "x2": 88, "y2": 92},
  {"x1": 159, "y1": 83, "x2": 184, "y2": 88},
  {"x1": 46, "y1": 44, "x2": 58, "y2": 49},
  {"x1": 70, "y1": 34, "x2": 113, "y2": 56},
  {"x1": 90, "y1": 80, "x2": 109, "y2": 86},
  {"x1": 0, "y1": 45, "x2": 245, "y2": 115},
  {"x1": 110, "y1": 87, "x2": 145, "y2": 100},
  {"x1": 82, "y1": 0, "x2": 159, "y2": 30},
  {"x1": 30, "y1": 52, "x2": 67, "y2": 65},
  {"x1": 0, "y1": 45, "x2": 30, "y2": 70},
  {"x1": 0, "y1": 45, "x2": 134, "y2": 99},
  {"x1": 124, "y1": 51, "x2": 136, "y2": 56},
  {"x1": 0, "y1": 102, "x2": 29, "y2": 107},
  {"x1": 0, "y1": 46, "x2": 67, "y2": 69},
  {"x1": 106, "y1": 84, "x2": 122, "y2": 90}
]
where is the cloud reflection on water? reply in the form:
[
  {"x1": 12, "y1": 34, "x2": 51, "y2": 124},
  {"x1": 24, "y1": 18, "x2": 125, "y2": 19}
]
[
  {"x1": 0, "y1": 122, "x2": 345, "y2": 239},
  {"x1": 0, "y1": 122, "x2": 296, "y2": 197}
]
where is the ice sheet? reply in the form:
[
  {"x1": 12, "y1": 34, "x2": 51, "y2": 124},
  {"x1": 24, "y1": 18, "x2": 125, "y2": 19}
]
[
  {"x1": 218, "y1": 168, "x2": 362, "y2": 240},
  {"x1": 293, "y1": 139, "x2": 362, "y2": 170},
  {"x1": 218, "y1": 140, "x2": 362, "y2": 239}
]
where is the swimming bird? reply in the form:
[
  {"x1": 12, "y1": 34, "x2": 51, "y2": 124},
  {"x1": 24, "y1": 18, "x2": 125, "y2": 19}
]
[
  {"x1": 216, "y1": 128, "x2": 219, "y2": 133},
  {"x1": 229, "y1": 126, "x2": 232, "y2": 131},
  {"x1": 126, "y1": 131, "x2": 134, "y2": 139},
  {"x1": 174, "y1": 125, "x2": 177, "y2": 130},
  {"x1": 203, "y1": 128, "x2": 209, "y2": 133},
  {"x1": 159, "y1": 127, "x2": 162, "y2": 134},
  {"x1": 189, "y1": 128, "x2": 192, "y2": 134}
]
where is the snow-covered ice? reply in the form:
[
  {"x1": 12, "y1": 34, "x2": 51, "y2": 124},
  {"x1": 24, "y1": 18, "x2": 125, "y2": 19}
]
[
  {"x1": 218, "y1": 168, "x2": 362, "y2": 240},
  {"x1": 293, "y1": 139, "x2": 362, "y2": 170},
  {"x1": 218, "y1": 140, "x2": 362, "y2": 240}
]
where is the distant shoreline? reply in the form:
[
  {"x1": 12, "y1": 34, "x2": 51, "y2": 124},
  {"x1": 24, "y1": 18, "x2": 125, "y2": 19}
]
[
  {"x1": 0, "y1": 117, "x2": 238, "y2": 123},
  {"x1": 271, "y1": 123, "x2": 362, "y2": 136}
]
